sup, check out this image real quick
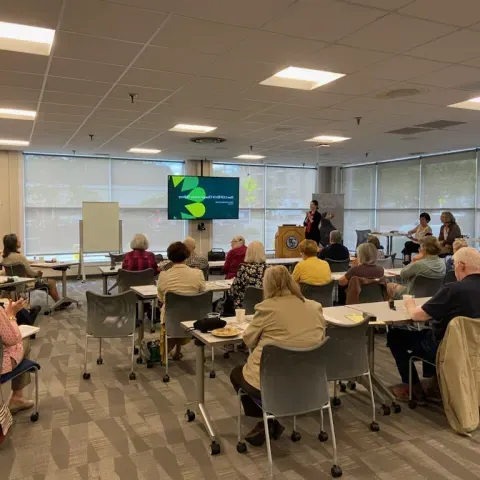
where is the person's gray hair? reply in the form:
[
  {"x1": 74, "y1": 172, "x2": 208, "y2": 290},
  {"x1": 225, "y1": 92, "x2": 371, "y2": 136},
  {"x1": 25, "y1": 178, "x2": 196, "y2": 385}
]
[
  {"x1": 441, "y1": 211, "x2": 456, "y2": 224},
  {"x1": 330, "y1": 230, "x2": 342, "y2": 244},
  {"x1": 356, "y1": 243, "x2": 377, "y2": 265},
  {"x1": 130, "y1": 233, "x2": 149, "y2": 250},
  {"x1": 453, "y1": 247, "x2": 480, "y2": 270},
  {"x1": 232, "y1": 235, "x2": 245, "y2": 246},
  {"x1": 183, "y1": 236, "x2": 196, "y2": 252},
  {"x1": 245, "y1": 241, "x2": 266, "y2": 263}
]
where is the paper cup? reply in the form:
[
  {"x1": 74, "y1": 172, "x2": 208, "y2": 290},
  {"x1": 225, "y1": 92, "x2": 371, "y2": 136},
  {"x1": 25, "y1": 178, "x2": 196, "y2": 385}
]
[
  {"x1": 207, "y1": 312, "x2": 220, "y2": 319},
  {"x1": 403, "y1": 294, "x2": 415, "y2": 300},
  {"x1": 235, "y1": 309, "x2": 246, "y2": 323}
]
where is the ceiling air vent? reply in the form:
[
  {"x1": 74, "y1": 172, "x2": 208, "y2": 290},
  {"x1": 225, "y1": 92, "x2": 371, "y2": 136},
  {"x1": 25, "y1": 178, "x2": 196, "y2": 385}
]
[
  {"x1": 190, "y1": 136, "x2": 226, "y2": 144},
  {"x1": 376, "y1": 88, "x2": 422, "y2": 99},
  {"x1": 415, "y1": 120, "x2": 466, "y2": 129}
]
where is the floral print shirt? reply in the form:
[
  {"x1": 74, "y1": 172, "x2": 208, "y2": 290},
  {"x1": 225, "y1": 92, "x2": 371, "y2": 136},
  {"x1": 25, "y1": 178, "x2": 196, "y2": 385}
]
[{"x1": 230, "y1": 262, "x2": 268, "y2": 309}]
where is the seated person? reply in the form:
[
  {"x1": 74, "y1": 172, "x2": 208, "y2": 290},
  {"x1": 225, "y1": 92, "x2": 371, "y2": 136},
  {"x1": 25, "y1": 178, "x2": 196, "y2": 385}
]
[
  {"x1": 230, "y1": 265, "x2": 326, "y2": 446},
  {"x1": 367, "y1": 235, "x2": 385, "y2": 259},
  {"x1": 183, "y1": 237, "x2": 208, "y2": 271},
  {"x1": 292, "y1": 239, "x2": 331, "y2": 285},
  {"x1": 319, "y1": 212, "x2": 336, "y2": 248},
  {"x1": 388, "y1": 247, "x2": 480, "y2": 403},
  {"x1": 230, "y1": 241, "x2": 268, "y2": 309},
  {"x1": 318, "y1": 230, "x2": 350, "y2": 262},
  {"x1": 2, "y1": 234, "x2": 61, "y2": 304},
  {"x1": 158, "y1": 242, "x2": 205, "y2": 360},
  {"x1": 438, "y1": 211, "x2": 462, "y2": 256},
  {"x1": 0, "y1": 298, "x2": 34, "y2": 413},
  {"x1": 122, "y1": 233, "x2": 159, "y2": 275},
  {"x1": 446, "y1": 238, "x2": 468, "y2": 272},
  {"x1": 402, "y1": 212, "x2": 432, "y2": 265},
  {"x1": 387, "y1": 236, "x2": 446, "y2": 299},
  {"x1": 223, "y1": 236, "x2": 247, "y2": 279},
  {"x1": 338, "y1": 243, "x2": 384, "y2": 305}
]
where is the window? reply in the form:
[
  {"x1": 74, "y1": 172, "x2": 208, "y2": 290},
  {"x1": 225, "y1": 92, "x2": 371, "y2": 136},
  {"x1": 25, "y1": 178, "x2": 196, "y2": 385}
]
[
  {"x1": 24, "y1": 155, "x2": 185, "y2": 257},
  {"x1": 212, "y1": 163, "x2": 317, "y2": 252}
]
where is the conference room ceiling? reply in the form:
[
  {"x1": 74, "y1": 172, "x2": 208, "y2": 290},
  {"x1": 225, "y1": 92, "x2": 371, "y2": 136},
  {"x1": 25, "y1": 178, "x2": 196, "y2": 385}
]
[{"x1": 3, "y1": 0, "x2": 480, "y2": 166}]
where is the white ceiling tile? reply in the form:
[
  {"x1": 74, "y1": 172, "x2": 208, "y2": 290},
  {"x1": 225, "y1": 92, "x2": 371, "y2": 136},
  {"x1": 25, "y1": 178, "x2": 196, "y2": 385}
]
[
  {"x1": 0, "y1": 118, "x2": 32, "y2": 138},
  {"x1": 288, "y1": 91, "x2": 354, "y2": 108},
  {"x1": 331, "y1": 96, "x2": 384, "y2": 112},
  {"x1": 263, "y1": 0, "x2": 386, "y2": 42},
  {"x1": 242, "y1": 85, "x2": 298, "y2": 103},
  {"x1": 119, "y1": 68, "x2": 190, "y2": 91},
  {"x1": 347, "y1": 0, "x2": 413, "y2": 8},
  {"x1": 211, "y1": 98, "x2": 273, "y2": 113},
  {"x1": 0, "y1": 51, "x2": 48, "y2": 75},
  {"x1": 53, "y1": 31, "x2": 142, "y2": 66},
  {"x1": 38, "y1": 103, "x2": 92, "y2": 116},
  {"x1": 0, "y1": 86, "x2": 41, "y2": 103},
  {"x1": 41, "y1": 91, "x2": 101, "y2": 107},
  {"x1": 37, "y1": 112, "x2": 86, "y2": 124},
  {"x1": 92, "y1": 109, "x2": 144, "y2": 121},
  {"x1": 408, "y1": 29, "x2": 480, "y2": 63},
  {"x1": 45, "y1": 77, "x2": 110, "y2": 96},
  {"x1": 0, "y1": 71, "x2": 44, "y2": 90},
  {"x1": 100, "y1": 97, "x2": 157, "y2": 112},
  {"x1": 341, "y1": 14, "x2": 456, "y2": 53},
  {"x1": 49, "y1": 58, "x2": 124, "y2": 83},
  {"x1": 109, "y1": 84, "x2": 175, "y2": 103},
  {"x1": 398, "y1": 0, "x2": 480, "y2": 27},
  {"x1": 320, "y1": 73, "x2": 396, "y2": 96},
  {"x1": 410, "y1": 65, "x2": 480, "y2": 89},
  {"x1": 0, "y1": 0, "x2": 62, "y2": 29},
  {"x1": 242, "y1": 112, "x2": 294, "y2": 124},
  {"x1": 262, "y1": 103, "x2": 323, "y2": 118},
  {"x1": 178, "y1": 77, "x2": 252, "y2": 98},
  {"x1": 61, "y1": 0, "x2": 168, "y2": 42},
  {"x1": 0, "y1": 99, "x2": 38, "y2": 111}
]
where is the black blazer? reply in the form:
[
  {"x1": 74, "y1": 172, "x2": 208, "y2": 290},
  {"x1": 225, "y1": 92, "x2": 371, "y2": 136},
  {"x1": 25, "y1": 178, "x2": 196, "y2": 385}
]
[{"x1": 304, "y1": 211, "x2": 321, "y2": 242}]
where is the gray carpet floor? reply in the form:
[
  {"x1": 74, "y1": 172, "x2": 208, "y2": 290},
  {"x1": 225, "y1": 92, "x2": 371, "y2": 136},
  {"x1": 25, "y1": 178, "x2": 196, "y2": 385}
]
[{"x1": 1, "y1": 278, "x2": 479, "y2": 480}]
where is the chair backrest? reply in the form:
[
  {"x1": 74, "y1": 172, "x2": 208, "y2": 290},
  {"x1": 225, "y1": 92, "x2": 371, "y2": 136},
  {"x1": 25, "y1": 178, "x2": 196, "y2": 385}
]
[
  {"x1": 260, "y1": 339, "x2": 330, "y2": 417},
  {"x1": 326, "y1": 259, "x2": 350, "y2": 272},
  {"x1": 86, "y1": 290, "x2": 137, "y2": 337},
  {"x1": 3, "y1": 263, "x2": 27, "y2": 277},
  {"x1": 155, "y1": 253, "x2": 164, "y2": 263},
  {"x1": 0, "y1": 339, "x2": 3, "y2": 375},
  {"x1": 356, "y1": 229, "x2": 371, "y2": 247},
  {"x1": 117, "y1": 268, "x2": 155, "y2": 293},
  {"x1": 444, "y1": 270, "x2": 457, "y2": 284},
  {"x1": 410, "y1": 275, "x2": 444, "y2": 297},
  {"x1": 243, "y1": 286, "x2": 264, "y2": 314},
  {"x1": 109, "y1": 253, "x2": 126, "y2": 268},
  {"x1": 300, "y1": 282, "x2": 334, "y2": 307},
  {"x1": 358, "y1": 283, "x2": 386, "y2": 303},
  {"x1": 164, "y1": 291, "x2": 213, "y2": 337},
  {"x1": 324, "y1": 318, "x2": 370, "y2": 381},
  {"x1": 201, "y1": 266, "x2": 209, "y2": 281},
  {"x1": 376, "y1": 256, "x2": 394, "y2": 269}
]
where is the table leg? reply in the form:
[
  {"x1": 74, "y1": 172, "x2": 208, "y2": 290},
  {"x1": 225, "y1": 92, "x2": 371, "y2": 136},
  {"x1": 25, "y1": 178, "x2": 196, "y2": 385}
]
[
  {"x1": 103, "y1": 275, "x2": 108, "y2": 295},
  {"x1": 49, "y1": 269, "x2": 79, "y2": 314},
  {"x1": 138, "y1": 300, "x2": 145, "y2": 345}
]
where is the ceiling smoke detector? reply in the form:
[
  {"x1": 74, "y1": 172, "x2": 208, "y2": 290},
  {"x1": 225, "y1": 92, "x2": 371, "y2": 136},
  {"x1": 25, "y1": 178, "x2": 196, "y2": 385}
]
[{"x1": 190, "y1": 136, "x2": 226, "y2": 144}]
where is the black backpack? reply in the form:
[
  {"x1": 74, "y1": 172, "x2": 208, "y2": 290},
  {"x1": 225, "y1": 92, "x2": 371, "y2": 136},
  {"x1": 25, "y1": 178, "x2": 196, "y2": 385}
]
[{"x1": 208, "y1": 248, "x2": 226, "y2": 262}]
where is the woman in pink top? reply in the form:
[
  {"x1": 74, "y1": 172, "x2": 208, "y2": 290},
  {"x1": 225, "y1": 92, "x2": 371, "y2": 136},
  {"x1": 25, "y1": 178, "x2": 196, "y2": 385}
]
[
  {"x1": 223, "y1": 236, "x2": 247, "y2": 279},
  {"x1": 1, "y1": 299, "x2": 34, "y2": 413}
]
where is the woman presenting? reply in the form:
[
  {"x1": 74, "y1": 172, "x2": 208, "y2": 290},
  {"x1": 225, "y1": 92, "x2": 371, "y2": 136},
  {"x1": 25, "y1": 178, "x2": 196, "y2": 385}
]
[{"x1": 304, "y1": 200, "x2": 321, "y2": 245}]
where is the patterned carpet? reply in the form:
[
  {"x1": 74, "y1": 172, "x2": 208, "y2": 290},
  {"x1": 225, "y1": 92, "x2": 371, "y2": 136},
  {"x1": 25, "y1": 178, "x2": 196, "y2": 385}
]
[{"x1": 1, "y1": 278, "x2": 479, "y2": 480}]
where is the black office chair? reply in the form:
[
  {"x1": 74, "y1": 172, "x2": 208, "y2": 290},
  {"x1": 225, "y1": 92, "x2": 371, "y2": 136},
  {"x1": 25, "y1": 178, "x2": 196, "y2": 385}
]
[
  {"x1": 410, "y1": 275, "x2": 444, "y2": 297},
  {"x1": 300, "y1": 282, "x2": 334, "y2": 307},
  {"x1": 443, "y1": 270, "x2": 456, "y2": 284},
  {"x1": 326, "y1": 259, "x2": 350, "y2": 272},
  {"x1": 356, "y1": 230, "x2": 371, "y2": 248},
  {"x1": 243, "y1": 287, "x2": 264, "y2": 315},
  {"x1": 358, "y1": 283, "x2": 386, "y2": 303}
]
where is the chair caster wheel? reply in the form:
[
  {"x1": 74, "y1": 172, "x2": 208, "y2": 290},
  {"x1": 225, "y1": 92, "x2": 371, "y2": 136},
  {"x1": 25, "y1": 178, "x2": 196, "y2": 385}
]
[
  {"x1": 331, "y1": 465, "x2": 343, "y2": 478},
  {"x1": 339, "y1": 382, "x2": 347, "y2": 392},
  {"x1": 147, "y1": 361, "x2": 154, "y2": 369},
  {"x1": 408, "y1": 400, "x2": 417, "y2": 409},
  {"x1": 318, "y1": 431, "x2": 328, "y2": 442},
  {"x1": 134, "y1": 347, "x2": 139, "y2": 355},
  {"x1": 290, "y1": 431, "x2": 301, "y2": 442},
  {"x1": 185, "y1": 409, "x2": 195, "y2": 422},
  {"x1": 223, "y1": 352, "x2": 230, "y2": 359},
  {"x1": 83, "y1": 372, "x2": 91, "y2": 380},
  {"x1": 331, "y1": 397, "x2": 341, "y2": 407},
  {"x1": 136, "y1": 357, "x2": 143, "y2": 364},
  {"x1": 370, "y1": 421, "x2": 380, "y2": 432},
  {"x1": 236, "y1": 441, "x2": 247, "y2": 453},
  {"x1": 209, "y1": 371, "x2": 216, "y2": 379},
  {"x1": 30, "y1": 413, "x2": 39, "y2": 422},
  {"x1": 129, "y1": 372, "x2": 136, "y2": 380},
  {"x1": 348, "y1": 381, "x2": 356, "y2": 391},
  {"x1": 380, "y1": 404, "x2": 391, "y2": 416},
  {"x1": 392, "y1": 402, "x2": 402, "y2": 414},
  {"x1": 96, "y1": 358, "x2": 103, "y2": 365},
  {"x1": 163, "y1": 374, "x2": 170, "y2": 383},
  {"x1": 210, "y1": 441, "x2": 221, "y2": 455}
]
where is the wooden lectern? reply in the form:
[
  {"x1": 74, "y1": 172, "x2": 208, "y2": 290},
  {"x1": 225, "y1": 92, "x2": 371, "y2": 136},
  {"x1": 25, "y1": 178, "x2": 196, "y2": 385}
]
[{"x1": 275, "y1": 225, "x2": 305, "y2": 258}]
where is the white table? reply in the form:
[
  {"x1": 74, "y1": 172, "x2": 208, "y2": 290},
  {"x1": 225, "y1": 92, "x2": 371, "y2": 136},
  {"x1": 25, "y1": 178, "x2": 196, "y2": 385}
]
[
  {"x1": 330, "y1": 268, "x2": 402, "y2": 282},
  {"x1": 0, "y1": 277, "x2": 35, "y2": 300},
  {"x1": 32, "y1": 262, "x2": 80, "y2": 313},
  {"x1": 371, "y1": 232, "x2": 408, "y2": 256},
  {"x1": 465, "y1": 237, "x2": 480, "y2": 243}
]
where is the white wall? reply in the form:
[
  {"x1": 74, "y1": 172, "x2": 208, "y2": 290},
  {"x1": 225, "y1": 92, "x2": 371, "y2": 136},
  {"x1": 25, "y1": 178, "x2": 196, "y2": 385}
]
[{"x1": 0, "y1": 150, "x2": 23, "y2": 239}]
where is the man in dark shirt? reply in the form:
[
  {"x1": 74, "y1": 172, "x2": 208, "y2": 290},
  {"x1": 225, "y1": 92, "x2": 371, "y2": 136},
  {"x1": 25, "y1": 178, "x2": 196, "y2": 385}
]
[
  {"x1": 387, "y1": 247, "x2": 480, "y2": 402},
  {"x1": 318, "y1": 230, "x2": 350, "y2": 261}
]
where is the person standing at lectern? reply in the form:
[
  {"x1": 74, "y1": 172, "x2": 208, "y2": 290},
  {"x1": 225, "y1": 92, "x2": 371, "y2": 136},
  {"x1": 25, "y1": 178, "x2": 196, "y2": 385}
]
[{"x1": 304, "y1": 200, "x2": 321, "y2": 245}]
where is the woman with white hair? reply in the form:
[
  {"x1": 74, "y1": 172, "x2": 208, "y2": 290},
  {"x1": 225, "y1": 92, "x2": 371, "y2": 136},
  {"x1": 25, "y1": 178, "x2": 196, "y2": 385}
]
[
  {"x1": 223, "y1": 235, "x2": 247, "y2": 279},
  {"x1": 230, "y1": 265, "x2": 326, "y2": 446},
  {"x1": 230, "y1": 241, "x2": 268, "y2": 309},
  {"x1": 183, "y1": 237, "x2": 208, "y2": 270},
  {"x1": 122, "y1": 233, "x2": 159, "y2": 275}
]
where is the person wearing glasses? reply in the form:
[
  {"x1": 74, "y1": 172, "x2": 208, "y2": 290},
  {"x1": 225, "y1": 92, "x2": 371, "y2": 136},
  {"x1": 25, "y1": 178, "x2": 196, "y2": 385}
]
[{"x1": 223, "y1": 236, "x2": 247, "y2": 279}]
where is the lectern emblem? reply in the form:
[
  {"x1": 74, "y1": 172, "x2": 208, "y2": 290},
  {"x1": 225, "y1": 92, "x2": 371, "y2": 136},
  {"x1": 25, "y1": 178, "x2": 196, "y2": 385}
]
[{"x1": 285, "y1": 236, "x2": 299, "y2": 250}]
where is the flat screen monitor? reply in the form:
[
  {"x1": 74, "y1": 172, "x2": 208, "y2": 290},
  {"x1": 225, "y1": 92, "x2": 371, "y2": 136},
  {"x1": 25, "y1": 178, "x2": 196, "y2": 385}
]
[{"x1": 168, "y1": 175, "x2": 239, "y2": 220}]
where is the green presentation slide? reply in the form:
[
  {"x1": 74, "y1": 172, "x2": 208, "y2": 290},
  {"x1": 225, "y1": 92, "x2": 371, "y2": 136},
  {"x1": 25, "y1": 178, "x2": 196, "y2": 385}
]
[{"x1": 168, "y1": 175, "x2": 239, "y2": 220}]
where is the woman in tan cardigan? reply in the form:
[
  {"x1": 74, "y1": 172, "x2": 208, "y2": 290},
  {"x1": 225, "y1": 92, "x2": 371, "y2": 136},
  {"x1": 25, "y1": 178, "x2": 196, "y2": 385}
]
[{"x1": 230, "y1": 265, "x2": 326, "y2": 447}]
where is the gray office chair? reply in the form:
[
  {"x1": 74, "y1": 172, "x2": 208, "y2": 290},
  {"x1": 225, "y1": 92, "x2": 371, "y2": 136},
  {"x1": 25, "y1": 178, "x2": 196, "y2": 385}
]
[
  {"x1": 3, "y1": 263, "x2": 49, "y2": 306},
  {"x1": 83, "y1": 290, "x2": 137, "y2": 381},
  {"x1": 376, "y1": 255, "x2": 396, "y2": 269},
  {"x1": 201, "y1": 266, "x2": 209, "y2": 281},
  {"x1": 243, "y1": 286, "x2": 264, "y2": 315},
  {"x1": 443, "y1": 270, "x2": 456, "y2": 284},
  {"x1": 410, "y1": 275, "x2": 444, "y2": 297},
  {"x1": 326, "y1": 259, "x2": 350, "y2": 272},
  {"x1": 155, "y1": 253, "x2": 164, "y2": 263},
  {"x1": 163, "y1": 291, "x2": 213, "y2": 383},
  {"x1": 358, "y1": 282, "x2": 386, "y2": 303},
  {"x1": 236, "y1": 339, "x2": 342, "y2": 478},
  {"x1": 300, "y1": 282, "x2": 334, "y2": 307},
  {"x1": 325, "y1": 318, "x2": 378, "y2": 432},
  {"x1": 356, "y1": 229, "x2": 371, "y2": 248}
]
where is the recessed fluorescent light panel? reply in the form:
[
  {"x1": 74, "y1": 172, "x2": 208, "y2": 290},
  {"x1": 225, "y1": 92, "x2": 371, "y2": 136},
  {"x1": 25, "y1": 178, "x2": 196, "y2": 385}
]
[
  {"x1": 0, "y1": 108, "x2": 36, "y2": 120},
  {"x1": 0, "y1": 21, "x2": 55, "y2": 56},
  {"x1": 235, "y1": 154, "x2": 265, "y2": 160},
  {"x1": 128, "y1": 148, "x2": 161, "y2": 154},
  {"x1": 169, "y1": 124, "x2": 217, "y2": 133},
  {"x1": 260, "y1": 66, "x2": 345, "y2": 91},
  {"x1": 449, "y1": 96, "x2": 480, "y2": 111},
  {"x1": 0, "y1": 139, "x2": 29, "y2": 146},
  {"x1": 305, "y1": 135, "x2": 351, "y2": 143}
]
